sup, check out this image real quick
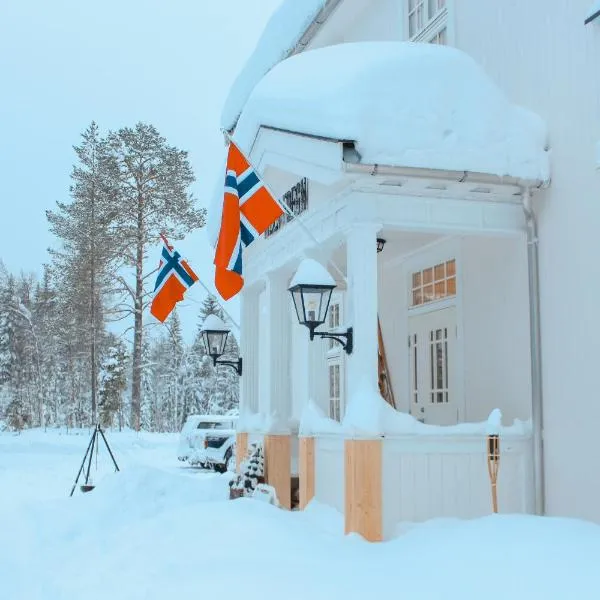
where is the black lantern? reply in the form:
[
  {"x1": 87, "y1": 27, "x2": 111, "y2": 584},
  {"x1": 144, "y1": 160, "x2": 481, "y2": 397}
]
[
  {"x1": 288, "y1": 259, "x2": 353, "y2": 354},
  {"x1": 200, "y1": 314, "x2": 242, "y2": 375},
  {"x1": 376, "y1": 238, "x2": 386, "y2": 253},
  {"x1": 289, "y1": 282, "x2": 335, "y2": 339}
]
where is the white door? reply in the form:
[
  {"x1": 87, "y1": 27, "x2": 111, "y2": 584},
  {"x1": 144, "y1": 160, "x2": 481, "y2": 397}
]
[{"x1": 408, "y1": 307, "x2": 457, "y2": 426}]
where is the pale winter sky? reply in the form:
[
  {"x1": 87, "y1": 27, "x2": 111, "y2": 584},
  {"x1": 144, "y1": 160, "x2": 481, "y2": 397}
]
[{"x1": 0, "y1": 0, "x2": 281, "y2": 341}]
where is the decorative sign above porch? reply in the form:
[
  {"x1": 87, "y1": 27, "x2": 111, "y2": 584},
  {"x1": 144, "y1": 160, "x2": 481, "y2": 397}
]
[{"x1": 265, "y1": 177, "x2": 308, "y2": 238}]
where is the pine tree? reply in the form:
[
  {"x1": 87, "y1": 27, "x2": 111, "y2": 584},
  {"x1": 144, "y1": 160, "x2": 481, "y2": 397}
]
[
  {"x1": 47, "y1": 122, "x2": 117, "y2": 423},
  {"x1": 229, "y1": 442, "x2": 265, "y2": 496},
  {"x1": 104, "y1": 123, "x2": 205, "y2": 431},
  {"x1": 99, "y1": 335, "x2": 128, "y2": 429}
]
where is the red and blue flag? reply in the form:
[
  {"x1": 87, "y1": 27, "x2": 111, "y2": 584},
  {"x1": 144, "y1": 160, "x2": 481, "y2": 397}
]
[
  {"x1": 214, "y1": 141, "x2": 284, "y2": 301},
  {"x1": 150, "y1": 235, "x2": 198, "y2": 322}
]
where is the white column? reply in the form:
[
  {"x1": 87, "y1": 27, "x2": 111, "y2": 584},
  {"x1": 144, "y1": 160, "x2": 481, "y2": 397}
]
[
  {"x1": 240, "y1": 286, "x2": 260, "y2": 416},
  {"x1": 308, "y1": 329, "x2": 328, "y2": 415},
  {"x1": 265, "y1": 268, "x2": 292, "y2": 432},
  {"x1": 346, "y1": 225, "x2": 380, "y2": 403}
]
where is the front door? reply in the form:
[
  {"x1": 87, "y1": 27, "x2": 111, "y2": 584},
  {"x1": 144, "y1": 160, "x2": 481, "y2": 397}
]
[{"x1": 408, "y1": 307, "x2": 457, "y2": 426}]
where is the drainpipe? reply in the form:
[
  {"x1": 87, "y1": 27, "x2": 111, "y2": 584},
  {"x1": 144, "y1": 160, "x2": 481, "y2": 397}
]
[{"x1": 523, "y1": 187, "x2": 545, "y2": 516}]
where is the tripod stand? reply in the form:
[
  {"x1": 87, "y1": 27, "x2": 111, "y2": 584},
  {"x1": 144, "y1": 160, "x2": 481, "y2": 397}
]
[{"x1": 70, "y1": 423, "x2": 120, "y2": 497}]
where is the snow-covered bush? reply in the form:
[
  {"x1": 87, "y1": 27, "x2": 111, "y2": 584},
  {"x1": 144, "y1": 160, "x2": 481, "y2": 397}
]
[{"x1": 229, "y1": 442, "x2": 264, "y2": 498}]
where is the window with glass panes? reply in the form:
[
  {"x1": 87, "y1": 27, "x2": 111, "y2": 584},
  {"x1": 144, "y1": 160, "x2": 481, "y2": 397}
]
[
  {"x1": 328, "y1": 363, "x2": 341, "y2": 421},
  {"x1": 407, "y1": 0, "x2": 448, "y2": 44},
  {"x1": 411, "y1": 259, "x2": 456, "y2": 307},
  {"x1": 327, "y1": 301, "x2": 340, "y2": 350}
]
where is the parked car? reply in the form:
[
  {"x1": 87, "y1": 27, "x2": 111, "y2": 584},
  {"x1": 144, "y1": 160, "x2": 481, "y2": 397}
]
[{"x1": 177, "y1": 415, "x2": 237, "y2": 473}]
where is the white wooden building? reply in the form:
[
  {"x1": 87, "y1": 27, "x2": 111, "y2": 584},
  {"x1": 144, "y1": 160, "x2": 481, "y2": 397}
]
[{"x1": 212, "y1": 0, "x2": 600, "y2": 540}]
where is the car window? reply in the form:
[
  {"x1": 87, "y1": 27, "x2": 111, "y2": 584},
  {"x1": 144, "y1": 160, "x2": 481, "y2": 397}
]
[{"x1": 196, "y1": 422, "x2": 228, "y2": 430}]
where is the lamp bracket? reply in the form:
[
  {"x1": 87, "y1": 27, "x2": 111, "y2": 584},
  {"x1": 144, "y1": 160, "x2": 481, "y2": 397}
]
[
  {"x1": 311, "y1": 327, "x2": 353, "y2": 354},
  {"x1": 211, "y1": 356, "x2": 243, "y2": 376}
]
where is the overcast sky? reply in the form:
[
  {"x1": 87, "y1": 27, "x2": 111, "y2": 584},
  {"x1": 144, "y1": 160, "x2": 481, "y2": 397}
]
[{"x1": 0, "y1": 0, "x2": 281, "y2": 341}]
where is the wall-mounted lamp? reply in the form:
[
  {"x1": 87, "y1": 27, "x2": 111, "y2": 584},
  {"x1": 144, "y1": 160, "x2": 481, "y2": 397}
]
[
  {"x1": 376, "y1": 238, "x2": 386, "y2": 253},
  {"x1": 200, "y1": 314, "x2": 242, "y2": 375},
  {"x1": 288, "y1": 259, "x2": 353, "y2": 354}
]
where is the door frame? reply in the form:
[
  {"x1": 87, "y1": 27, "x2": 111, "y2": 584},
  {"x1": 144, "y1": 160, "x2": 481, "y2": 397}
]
[{"x1": 401, "y1": 237, "x2": 466, "y2": 423}]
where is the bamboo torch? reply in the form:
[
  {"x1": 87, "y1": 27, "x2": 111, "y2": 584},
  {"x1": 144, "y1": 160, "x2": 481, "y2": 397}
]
[{"x1": 486, "y1": 409, "x2": 502, "y2": 514}]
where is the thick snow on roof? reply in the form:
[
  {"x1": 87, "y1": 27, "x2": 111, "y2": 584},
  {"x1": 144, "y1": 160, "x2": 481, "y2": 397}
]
[
  {"x1": 586, "y1": 1, "x2": 600, "y2": 23},
  {"x1": 220, "y1": 0, "x2": 328, "y2": 132},
  {"x1": 234, "y1": 42, "x2": 550, "y2": 182}
]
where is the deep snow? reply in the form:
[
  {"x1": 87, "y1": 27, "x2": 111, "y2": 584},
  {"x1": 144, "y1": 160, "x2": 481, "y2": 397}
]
[{"x1": 2, "y1": 428, "x2": 600, "y2": 599}]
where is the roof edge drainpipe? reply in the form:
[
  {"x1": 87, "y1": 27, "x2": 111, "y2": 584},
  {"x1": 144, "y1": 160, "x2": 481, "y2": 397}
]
[{"x1": 523, "y1": 187, "x2": 545, "y2": 516}]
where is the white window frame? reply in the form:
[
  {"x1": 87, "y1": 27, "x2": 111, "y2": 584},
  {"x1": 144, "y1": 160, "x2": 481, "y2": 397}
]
[
  {"x1": 326, "y1": 292, "x2": 345, "y2": 421},
  {"x1": 403, "y1": 0, "x2": 454, "y2": 45}
]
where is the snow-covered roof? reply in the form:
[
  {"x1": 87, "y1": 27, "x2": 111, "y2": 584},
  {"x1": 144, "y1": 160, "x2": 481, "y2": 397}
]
[
  {"x1": 220, "y1": 0, "x2": 331, "y2": 132},
  {"x1": 585, "y1": 1, "x2": 600, "y2": 24},
  {"x1": 233, "y1": 42, "x2": 550, "y2": 182}
]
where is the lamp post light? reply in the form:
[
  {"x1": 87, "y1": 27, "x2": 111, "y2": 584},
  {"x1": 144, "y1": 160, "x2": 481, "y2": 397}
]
[
  {"x1": 288, "y1": 258, "x2": 353, "y2": 354},
  {"x1": 200, "y1": 314, "x2": 242, "y2": 376}
]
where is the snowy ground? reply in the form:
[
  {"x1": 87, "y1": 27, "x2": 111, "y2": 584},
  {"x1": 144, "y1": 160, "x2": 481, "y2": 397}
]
[{"x1": 2, "y1": 429, "x2": 600, "y2": 599}]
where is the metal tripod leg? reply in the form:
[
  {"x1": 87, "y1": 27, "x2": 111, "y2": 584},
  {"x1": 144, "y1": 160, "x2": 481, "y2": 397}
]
[
  {"x1": 83, "y1": 426, "x2": 98, "y2": 486},
  {"x1": 69, "y1": 426, "x2": 97, "y2": 497},
  {"x1": 98, "y1": 426, "x2": 120, "y2": 472}
]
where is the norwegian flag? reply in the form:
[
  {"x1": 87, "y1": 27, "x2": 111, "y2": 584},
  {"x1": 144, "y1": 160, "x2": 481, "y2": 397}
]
[
  {"x1": 150, "y1": 235, "x2": 198, "y2": 323},
  {"x1": 213, "y1": 140, "x2": 284, "y2": 301}
]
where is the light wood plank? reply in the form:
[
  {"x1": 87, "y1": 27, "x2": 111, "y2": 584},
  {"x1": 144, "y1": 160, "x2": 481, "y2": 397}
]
[
  {"x1": 299, "y1": 437, "x2": 315, "y2": 510},
  {"x1": 235, "y1": 432, "x2": 248, "y2": 474},
  {"x1": 264, "y1": 434, "x2": 292, "y2": 510},
  {"x1": 344, "y1": 439, "x2": 382, "y2": 542}
]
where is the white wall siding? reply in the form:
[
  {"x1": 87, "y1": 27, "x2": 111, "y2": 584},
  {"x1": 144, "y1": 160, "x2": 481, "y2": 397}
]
[
  {"x1": 454, "y1": 0, "x2": 600, "y2": 523},
  {"x1": 461, "y1": 235, "x2": 532, "y2": 423},
  {"x1": 382, "y1": 434, "x2": 535, "y2": 539},
  {"x1": 314, "y1": 436, "x2": 345, "y2": 513}
]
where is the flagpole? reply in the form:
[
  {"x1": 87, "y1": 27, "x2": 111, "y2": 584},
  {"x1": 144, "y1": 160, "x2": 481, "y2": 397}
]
[
  {"x1": 159, "y1": 233, "x2": 241, "y2": 331},
  {"x1": 221, "y1": 129, "x2": 348, "y2": 285}
]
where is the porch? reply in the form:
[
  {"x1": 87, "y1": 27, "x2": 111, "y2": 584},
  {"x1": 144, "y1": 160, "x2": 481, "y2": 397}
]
[
  {"x1": 224, "y1": 41, "x2": 548, "y2": 540},
  {"x1": 236, "y1": 199, "x2": 536, "y2": 539}
]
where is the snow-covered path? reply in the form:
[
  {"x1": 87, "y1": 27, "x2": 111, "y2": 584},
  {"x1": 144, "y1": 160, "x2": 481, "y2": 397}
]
[{"x1": 2, "y1": 428, "x2": 600, "y2": 600}]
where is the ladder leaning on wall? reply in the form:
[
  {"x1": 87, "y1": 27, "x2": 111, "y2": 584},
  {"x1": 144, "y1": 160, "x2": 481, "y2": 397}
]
[{"x1": 378, "y1": 317, "x2": 396, "y2": 409}]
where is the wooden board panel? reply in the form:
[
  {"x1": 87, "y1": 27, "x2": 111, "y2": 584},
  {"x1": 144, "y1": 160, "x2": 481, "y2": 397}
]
[
  {"x1": 235, "y1": 432, "x2": 248, "y2": 474},
  {"x1": 299, "y1": 437, "x2": 315, "y2": 510},
  {"x1": 264, "y1": 434, "x2": 292, "y2": 510},
  {"x1": 344, "y1": 439, "x2": 382, "y2": 542}
]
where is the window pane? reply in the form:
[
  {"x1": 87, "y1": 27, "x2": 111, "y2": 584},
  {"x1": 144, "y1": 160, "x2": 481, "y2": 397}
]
[
  {"x1": 434, "y1": 263, "x2": 445, "y2": 281},
  {"x1": 446, "y1": 259, "x2": 456, "y2": 276},
  {"x1": 412, "y1": 289, "x2": 423, "y2": 306},
  {"x1": 423, "y1": 268, "x2": 433, "y2": 284},
  {"x1": 409, "y1": 12, "x2": 418, "y2": 36},
  {"x1": 428, "y1": 0, "x2": 436, "y2": 18},
  {"x1": 447, "y1": 276, "x2": 456, "y2": 296},
  {"x1": 435, "y1": 280, "x2": 445, "y2": 299},
  {"x1": 412, "y1": 272, "x2": 422, "y2": 288},
  {"x1": 423, "y1": 284, "x2": 434, "y2": 302}
]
